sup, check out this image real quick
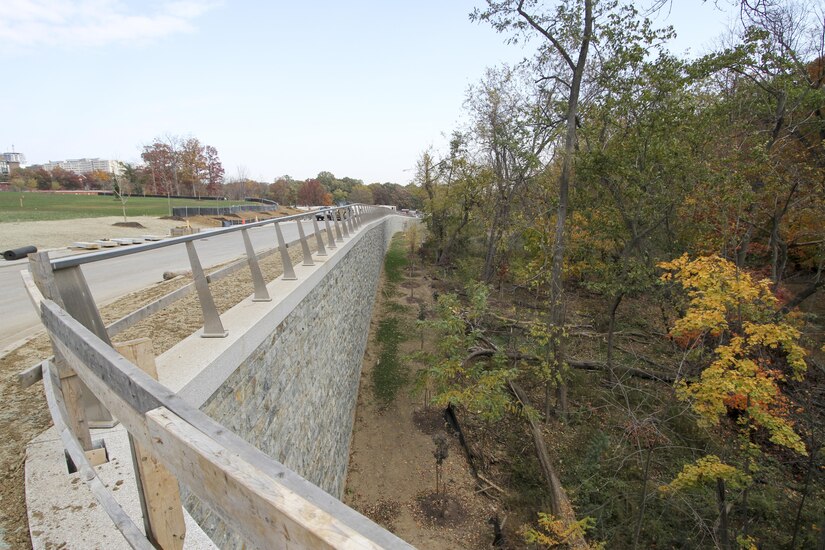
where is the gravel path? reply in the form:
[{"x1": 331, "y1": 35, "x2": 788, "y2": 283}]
[{"x1": 0, "y1": 216, "x2": 198, "y2": 252}]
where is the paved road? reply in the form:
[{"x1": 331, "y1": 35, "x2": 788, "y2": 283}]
[{"x1": 0, "y1": 222, "x2": 315, "y2": 354}]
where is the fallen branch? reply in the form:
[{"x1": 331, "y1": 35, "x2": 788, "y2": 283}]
[
  {"x1": 508, "y1": 380, "x2": 587, "y2": 549},
  {"x1": 463, "y1": 348, "x2": 675, "y2": 383},
  {"x1": 478, "y1": 473, "x2": 506, "y2": 494}
]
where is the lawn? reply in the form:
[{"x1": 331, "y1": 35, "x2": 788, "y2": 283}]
[{"x1": 0, "y1": 192, "x2": 257, "y2": 222}]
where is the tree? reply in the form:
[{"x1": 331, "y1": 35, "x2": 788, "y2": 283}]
[
  {"x1": 9, "y1": 173, "x2": 37, "y2": 206},
  {"x1": 268, "y1": 178, "x2": 296, "y2": 205},
  {"x1": 141, "y1": 141, "x2": 176, "y2": 196},
  {"x1": 203, "y1": 145, "x2": 224, "y2": 196},
  {"x1": 349, "y1": 184, "x2": 373, "y2": 204},
  {"x1": 296, "y1": 179, "x2": 331, "y2": 206},
  {"x1": 110, "y1": 171, "x2": 130, "y2": 222},
  {"x1": 50, "y1": 166, "x2": 84, "y2": 190},
  {"x1": 84, "y1": 170, "x2": 111, "y2": 190},
  {"x1": 119, "y1": 162, "x2": 145, "y2": 196},
  {"x1": 660, "y1": 254, "x2": 809, "y2": 548},
  {"x1": 474, "y1": 0, "x2": 594, "y2": 426},
  {"x1": 465, "y1": 66, "x2": 554, "y2": 282},
  {"x1": 179, "y1": 137, "x2": 207, "y2": 197}
]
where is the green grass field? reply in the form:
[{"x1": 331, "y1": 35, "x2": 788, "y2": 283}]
[{"x1": 0, "y1": 192, "x2": 257, "y2": 222}]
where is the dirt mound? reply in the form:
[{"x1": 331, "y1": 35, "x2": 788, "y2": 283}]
[
  {"x1": 416, "y1": 493, "x2": 466, "y2": 527},
  {"x1": 184, "y1": 215, "x2": 223, "y2": 228},
  {"x1": 359, "y1": 499, "x2": 401, "y2": 530},
  {"x1": 112, "y1": 221, "x2": 146, "y2": 228},
  {"x1": 413, "y1": 407, "x2": 449, "y2": 435}
]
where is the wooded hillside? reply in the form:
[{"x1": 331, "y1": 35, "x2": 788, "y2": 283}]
[{"x1": 412, "y1": 1, "x2": 825, "y2": 547}]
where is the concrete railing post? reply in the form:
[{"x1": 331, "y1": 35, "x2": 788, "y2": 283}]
[
  {"x1": 296, "y1": 216, "x2": 314, "y2": 266},
  {"x1": 323, "y1": 215, "x2": 337, "y2": 249},
  {"x1": 241, "y1": 228, "x2": 271, "y2": 302},
  {"x1": 334, "y1": 213, "x2": 344, "y2": 242},
  {"x1": 185, "y1": 241, "x2": 228, "y2": 338},
  {"x1": 346, "y1": 209, "x2": 354, "y2": 234},
  {"x1": 311, "y1": 217, "x2": 327, "y2": 256},
  {"x1": 340, "y1": 210, "x2": 350, "y2": 239},
  {"x1": 274, "y1": 222, "x2": 297, "y2": 280}
]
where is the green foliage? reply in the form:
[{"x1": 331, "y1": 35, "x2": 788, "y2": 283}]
[
  {"x1": 383, "y1": 235, "x2": 408, "y2": 284},
  {"x1": 371, "y1": 317, "x2": 408, "y2": 404},
  {"x1": 421, "y1": 285, "x2": 518, "y2": 420}
]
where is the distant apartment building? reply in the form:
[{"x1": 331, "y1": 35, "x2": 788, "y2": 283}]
[
  {"x1": 40, "y1": 158, "x2": 123, "y2": 176},
  {"x1": 0, "y1": 151, "x2": 26, "y2": 177}
]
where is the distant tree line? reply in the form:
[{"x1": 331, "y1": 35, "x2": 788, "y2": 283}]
[
  {"x1": 266, "y1": 171, "x2": 422, "y2": 209},
  {"x1": 4, "y1": 135, "x2": 419, "y2": 209}
]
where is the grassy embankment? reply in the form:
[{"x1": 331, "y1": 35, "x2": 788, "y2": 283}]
[
  {"x1": 0, "y1": 192, "x2": 257, "y2": 223},
  {"x1": 372, "y1": 234, "x2": 411, "y2": 404}
]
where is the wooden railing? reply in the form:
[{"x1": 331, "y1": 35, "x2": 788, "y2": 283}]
[{"x1": 21, "y1": 207, "x2": 413, "y2": 549}]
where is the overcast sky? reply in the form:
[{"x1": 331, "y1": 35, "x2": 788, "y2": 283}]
[{"x1": 2, "y1": 1, "x2": 738, "y2": 185}]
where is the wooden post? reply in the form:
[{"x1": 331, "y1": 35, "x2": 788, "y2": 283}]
[
  {"x1": 115, "y1": 338, "x2": 186, "y2": 550},
  {"x1": 28, "y1": 252, "x2": 94, "y2": 451}
]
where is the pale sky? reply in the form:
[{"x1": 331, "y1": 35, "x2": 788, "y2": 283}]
[{"x1": 2, "y1": 1, "x2": 737, "y2": 185}]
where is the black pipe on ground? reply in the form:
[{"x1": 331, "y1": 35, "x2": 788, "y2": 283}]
[{"x1": 3, "y1": 245, "x2": 37, "y2": 261}]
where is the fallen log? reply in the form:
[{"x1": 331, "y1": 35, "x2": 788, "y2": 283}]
[
  {"x1": 508, "y1": 380, "x2": 588, "y2": 549},
  {"x1": 444, "y1": 403, "x2": 481, "y2": 479},
  {"x1": 464, "y1": 348, "x2": 675, "y2": 384}
]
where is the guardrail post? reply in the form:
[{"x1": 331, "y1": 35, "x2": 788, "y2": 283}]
[
  {"x1": 185, "y1": 241, "x2": 228, "y2": 338},
  {"x1": 296, "y1": 217, "x2": 314, "y2": 266},
  {"x1": 354, "y1": 206, "x2": 361, "y2": 229},
  {"x1": 340, "y1": 210, "x2": 350, "y2": 238},
  {"x1": 347, "y1": 208, "x2": 356, "y2": 233},
  {"x1": 334, "y1": 213, "x2": 345, "y2": 242},
  {"x1": 115, "y1": 338, "x2": 186, "y2": 550},
  {"x1": 324, "y1": 216, "x2": 337, "y2": 249},
  {"x1": 311, "y1": 217, "x2": 327, "y2": 256},
  {"x1": 343, "y1": 209, "x2": 352, "y2": 234},
  {"x1": 274, "y1": 222, "x2": 297, "y2": 280},
  {"x1": 241, "y1": 228, "x2": 271, "y2": 302}
]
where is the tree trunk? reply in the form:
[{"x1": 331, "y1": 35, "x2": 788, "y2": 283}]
[
  {"x1": 606, "y1": 293, "x2": 624, "y2": 380},
  {"x1": 632, "y1": 447, "x2": 653, "y2": 550},
  {"x1": 542, "y1": 0, "x2": 592, "y2": 421},
  {"x1": 509, "y1": 381, "x2": 587, "y2": 549},
  {"x1": 717, "y1": 477, "x2": 730, "y2": 550},
  {"x1": 790, "y1": 442, "x2": 817, "y2": 549}
]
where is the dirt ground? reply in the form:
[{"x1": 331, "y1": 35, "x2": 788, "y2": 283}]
[
  {"x1": 0, "y1": 208, "x2": 307, "y2": 252},
  {"x1": 344, "y1": 248, "x2": 500, "y2": 549},
  {"x1": 0, "y1": 224, "x2": 322, "y2": 549},
  {"x1": 0, "y1": 216, "x2": 193, "y2": 252}
]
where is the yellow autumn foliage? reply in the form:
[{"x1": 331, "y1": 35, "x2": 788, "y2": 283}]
[
  {"x1": 660, "y1": 254, "x2": 808, "y2": 455},
  {"x1": 662, "y1": 455, "x2": 752, "y2": 494}
]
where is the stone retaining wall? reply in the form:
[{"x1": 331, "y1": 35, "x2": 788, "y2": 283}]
[{"x1": 183, "y1": 216, "x2": 408, "y2": 547}]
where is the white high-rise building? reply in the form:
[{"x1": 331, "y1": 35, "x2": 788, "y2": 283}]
[
  {"x1": 0, "y1": 151, "x2": 25, "y2": 176},
  {"x1": 41, "y1": 158, "x2": 123, "y2": 176}
]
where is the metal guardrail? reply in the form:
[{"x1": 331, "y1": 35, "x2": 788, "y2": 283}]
[
  {"x1": 21, "y1": 204, "x2": 408, "y2": 548},
  {"x1": 170, "y1": 204, "x2": 273, "y2": 217},
  {"x1": 46, "y1": 204, "x2": 386, "y2": 339}
]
